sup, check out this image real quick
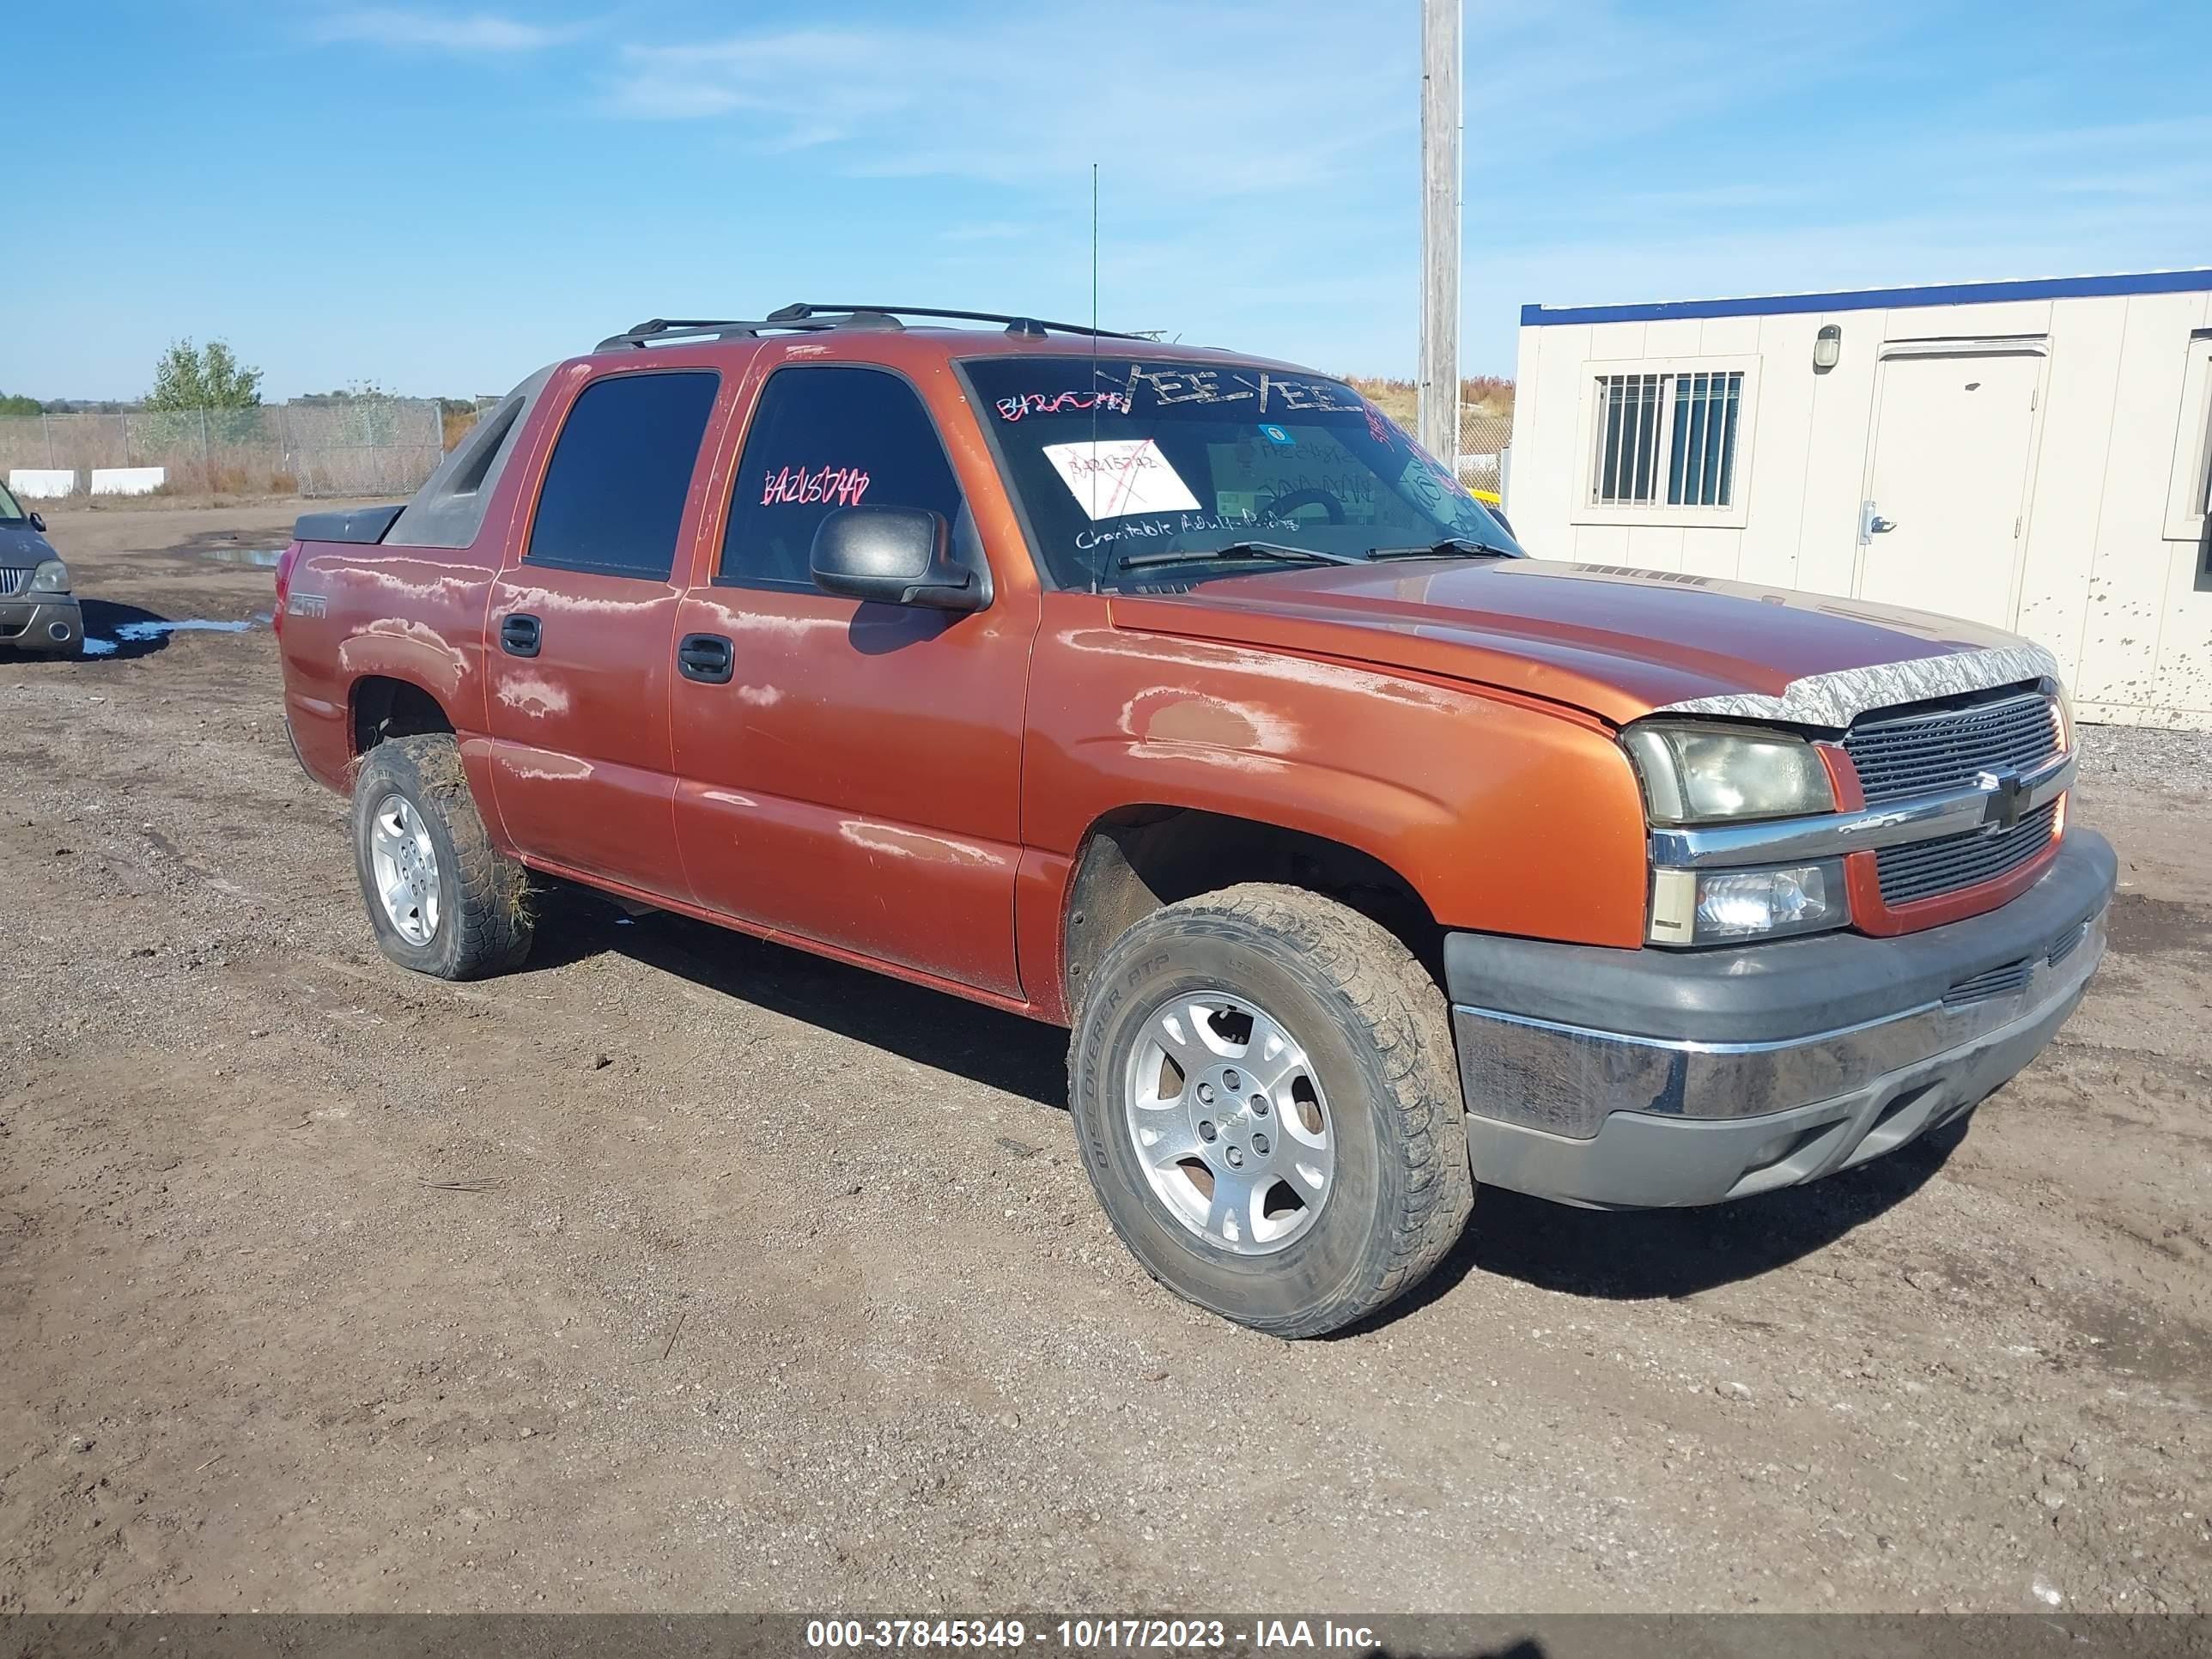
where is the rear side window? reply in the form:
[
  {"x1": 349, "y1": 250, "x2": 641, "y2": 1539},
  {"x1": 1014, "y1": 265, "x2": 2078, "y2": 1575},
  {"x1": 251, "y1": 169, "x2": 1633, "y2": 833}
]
[
  {"x1": 720, "y1": 366, "x2": 964, "y2": 590},
  {"x1": 526, "y1": 370, "x2": 720, "y2": 580}
]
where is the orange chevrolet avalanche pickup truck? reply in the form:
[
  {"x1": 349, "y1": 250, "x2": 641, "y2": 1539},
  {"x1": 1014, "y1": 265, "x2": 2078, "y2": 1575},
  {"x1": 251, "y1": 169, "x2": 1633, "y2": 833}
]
[{"x1": 277, "y1": 304, "x2": 2113, "y2": 1336}]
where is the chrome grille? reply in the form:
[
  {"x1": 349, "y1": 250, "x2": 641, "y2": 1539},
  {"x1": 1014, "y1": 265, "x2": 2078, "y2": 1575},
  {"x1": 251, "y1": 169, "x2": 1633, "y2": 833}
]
[
  {"x1": 1842, "y1": 688, "x2": 2060, "y2": 805},
  {"x1": 1843, "y1": 686, "x2": 2067, "y2": 909},
  {"x1": 0, "y1": 568, "x2": 30, "y2": 598},
  {"x1": 1875, "y1": 800, "x2": 2059, "y2": 907}
]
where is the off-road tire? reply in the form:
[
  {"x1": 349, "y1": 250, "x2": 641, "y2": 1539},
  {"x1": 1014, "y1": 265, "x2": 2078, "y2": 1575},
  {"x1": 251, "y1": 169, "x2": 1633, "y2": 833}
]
[
  {"x1": 351, "y1": 734, "x2": 533, "y2": 980},
  {"x1": 1068, "y1": 884, "x2": 1474, "y2": 1337}
]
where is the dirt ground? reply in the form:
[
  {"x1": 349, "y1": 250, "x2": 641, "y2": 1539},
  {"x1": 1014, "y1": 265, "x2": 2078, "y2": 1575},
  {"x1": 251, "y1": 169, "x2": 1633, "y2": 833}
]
[{"x1": 2, "y1": 501, "x2": 2207, "y2": 1617}]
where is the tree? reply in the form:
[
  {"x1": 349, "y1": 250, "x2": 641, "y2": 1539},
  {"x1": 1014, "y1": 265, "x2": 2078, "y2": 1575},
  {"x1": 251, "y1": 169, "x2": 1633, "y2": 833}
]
[
  {"x1": 0, "y1": 392, "x2": 41, "y2": 417},
  {"x1": 295, "y1": 381, "x2": 398, "y2": 406},
  {"x1": 145, "y1": 339, "x2": 264, "y2": 411}
]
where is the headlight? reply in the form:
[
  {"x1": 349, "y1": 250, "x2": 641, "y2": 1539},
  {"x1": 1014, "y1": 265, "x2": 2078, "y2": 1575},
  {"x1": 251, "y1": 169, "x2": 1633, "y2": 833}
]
[
  {"x1": 1623, "y1": 723, "x2": 1835, "y2": 824},
  {"x1": 29, "y1": 559, "x2": 70, "y2": 593},
  {"x1": 1650, "y1": 860, "x2": 1848, "y2": 945}
]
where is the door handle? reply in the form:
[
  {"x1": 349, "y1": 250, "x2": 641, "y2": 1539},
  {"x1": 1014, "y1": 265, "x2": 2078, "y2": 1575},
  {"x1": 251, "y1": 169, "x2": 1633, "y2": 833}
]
[
  {"x1": 1869, "y1": 515, "x2": 1899, "y2": 534},
  {"x1": 678, "y1": 632, "x2": 735, "y2": 684},
  {"x1": 500, "y1": 613, "x2": 541, "y2": 657}
]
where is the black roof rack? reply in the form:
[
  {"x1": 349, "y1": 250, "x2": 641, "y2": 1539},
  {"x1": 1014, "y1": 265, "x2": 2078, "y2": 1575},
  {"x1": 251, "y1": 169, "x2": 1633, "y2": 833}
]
[
  {"x1": 595, "y1": 316, "x2": 839, "y2": 350},
  {"x1": 597, "y1": 303, "x2": 1145, "y2": 351},
  {"x1": 772, "y1": 304, "x2": 1148, "y2": 340}
]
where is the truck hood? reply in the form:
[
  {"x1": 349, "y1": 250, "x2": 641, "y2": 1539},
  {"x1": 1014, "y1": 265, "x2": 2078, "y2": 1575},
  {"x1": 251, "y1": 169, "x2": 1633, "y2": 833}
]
[
  {"x1": 1105, "y1": 558, "x2": 2061, "y2": 730},
  {"x1": 0, "y1": 521, "x2": 58, "y2": 568}
]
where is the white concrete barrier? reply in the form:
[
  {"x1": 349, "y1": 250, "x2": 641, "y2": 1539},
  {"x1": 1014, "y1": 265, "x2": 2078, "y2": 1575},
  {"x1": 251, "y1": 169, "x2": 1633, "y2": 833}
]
[
  {"x1": 89, "y1": 466, "x2": 166, "y2": 496},
  {"x1": 8, "y1": 468, "x2": 76, "y2": 499}
]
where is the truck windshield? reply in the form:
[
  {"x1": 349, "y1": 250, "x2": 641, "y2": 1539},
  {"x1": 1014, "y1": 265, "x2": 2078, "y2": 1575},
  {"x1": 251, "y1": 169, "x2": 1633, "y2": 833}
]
[
  {"x1": 958, "y1": 356, "x2": 1522, "y2": 590},
  {"x1": 0, "y1": 481, "x2": 26, "y2": 523}
]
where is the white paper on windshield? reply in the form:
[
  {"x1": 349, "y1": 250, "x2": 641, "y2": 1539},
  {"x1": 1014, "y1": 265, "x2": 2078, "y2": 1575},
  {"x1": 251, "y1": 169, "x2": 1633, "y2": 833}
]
[{"x1": 1041, "y1": 438, "x2": 1202, "y2": 520}]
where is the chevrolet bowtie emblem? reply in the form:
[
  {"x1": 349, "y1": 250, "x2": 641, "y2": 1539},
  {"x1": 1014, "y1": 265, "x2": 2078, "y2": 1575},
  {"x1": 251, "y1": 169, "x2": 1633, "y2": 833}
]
[{"x1": 1975, "y1": 769, "x2": 2028, "y2": 831}]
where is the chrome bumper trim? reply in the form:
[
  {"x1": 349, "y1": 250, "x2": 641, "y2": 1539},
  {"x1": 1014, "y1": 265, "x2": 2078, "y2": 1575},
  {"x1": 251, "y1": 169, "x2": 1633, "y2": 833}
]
[
  {"x1": 1451, "y1": 908, "x2": 2104, "y2": 1138},
  {"x1": 1649, "y1": 749, "x2": 2074, "y2": 871}
]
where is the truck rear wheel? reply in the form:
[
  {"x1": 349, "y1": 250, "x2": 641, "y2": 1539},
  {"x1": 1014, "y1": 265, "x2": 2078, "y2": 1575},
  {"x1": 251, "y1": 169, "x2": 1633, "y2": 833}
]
[
  {"x1": 1068, "y1": 884, "x2": 1473, "y2": 1337},
  {"x1": 350, "y1": 734, "x2": 532, "y2": 980}
]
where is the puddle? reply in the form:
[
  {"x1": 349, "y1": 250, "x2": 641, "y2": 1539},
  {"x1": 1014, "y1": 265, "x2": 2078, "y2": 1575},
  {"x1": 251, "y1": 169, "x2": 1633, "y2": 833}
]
[
  {"x1": 115, "y1": 618, "x2": 258, "y2": 641},
  {"x1": 192, "y1": 546, "x2": 288, "y2": 568},
  {"x1": 80, "y1": 616, "x2": 268, "y2": 658}
]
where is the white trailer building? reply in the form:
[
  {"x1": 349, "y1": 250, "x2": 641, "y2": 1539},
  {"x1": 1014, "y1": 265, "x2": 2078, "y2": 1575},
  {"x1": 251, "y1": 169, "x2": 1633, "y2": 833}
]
[{"x1": 1507, "y1": 270, "x2": 2212, "y2": 729}]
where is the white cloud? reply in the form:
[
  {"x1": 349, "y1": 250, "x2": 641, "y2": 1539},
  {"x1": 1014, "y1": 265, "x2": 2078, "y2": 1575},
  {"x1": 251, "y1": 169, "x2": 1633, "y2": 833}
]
[
  {"x1": 439, "y1": 0, "x2": 2204, "y2": 378},
  {"x1": 315, "y1": 9, "x2": 586, "y2": 52},
  {"x1": 605, "y1": 5, "x2": 1410, "y2": 198},
  {"x1": 1455, "y1": 0, "x2": 1852, "y2": 161},
  {"x1": 937, "y1": 222, "x2": 1030, "y2": 244}
]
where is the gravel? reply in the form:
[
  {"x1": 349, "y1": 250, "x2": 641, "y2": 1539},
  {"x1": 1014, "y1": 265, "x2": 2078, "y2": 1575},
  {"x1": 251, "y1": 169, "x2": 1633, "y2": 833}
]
[
  {"x1": 2075, "y1": 721, "x2": 2212, "y2": 797},
  {"x1": 2, "y1": 501, "x2": 2207, "y2": 1616}
]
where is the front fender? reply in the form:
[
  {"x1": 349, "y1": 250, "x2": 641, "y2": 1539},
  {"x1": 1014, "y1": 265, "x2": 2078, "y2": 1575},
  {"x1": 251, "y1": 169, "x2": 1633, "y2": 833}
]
[{"x1": 1023, "y1": 605, "x2": 1651, "y2": 949}]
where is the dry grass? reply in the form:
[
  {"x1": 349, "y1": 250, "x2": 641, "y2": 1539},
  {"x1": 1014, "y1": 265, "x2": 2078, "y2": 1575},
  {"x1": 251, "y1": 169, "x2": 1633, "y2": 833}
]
[
  {"x1": 1345, "y1": 375, "x2": 1515, "y2": 428},
  {"x1": 52, "y1": 484, "x2": 305, "y2": 514},
  {"x1": 1345, "y1": 376, "x2": 1513, "y2": 483},
  {"x1": 148, "y1": 464, "x2": 301, "y2": 498}
]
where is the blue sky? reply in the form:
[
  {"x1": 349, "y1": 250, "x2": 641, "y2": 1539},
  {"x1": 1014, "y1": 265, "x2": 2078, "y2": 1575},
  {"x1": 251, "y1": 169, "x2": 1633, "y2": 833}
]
[{"x1": 9, "y1": 0, "x2": 2209, "y2": 401}]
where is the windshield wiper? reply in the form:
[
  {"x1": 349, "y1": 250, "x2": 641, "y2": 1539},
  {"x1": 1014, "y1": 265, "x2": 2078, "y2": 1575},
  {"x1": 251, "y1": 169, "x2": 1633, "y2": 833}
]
[
  {"x1": 1364, "y1": 537, "x2": 1520, "y2": 561},
  {"x1": 1115, "y1": 540, "x2": 1364, "y2": 572}
]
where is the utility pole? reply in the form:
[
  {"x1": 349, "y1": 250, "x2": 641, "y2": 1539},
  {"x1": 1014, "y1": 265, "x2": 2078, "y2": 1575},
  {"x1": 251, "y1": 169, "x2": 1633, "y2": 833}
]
[{"x1": 1418, "y1": 0, "x2": 1462, "y2": 466}]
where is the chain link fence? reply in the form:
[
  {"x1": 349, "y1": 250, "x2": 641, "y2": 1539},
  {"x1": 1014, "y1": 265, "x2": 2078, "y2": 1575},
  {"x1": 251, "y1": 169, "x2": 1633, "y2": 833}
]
[
  {"x1": 0, "y1": 399, "x2": 446, "y2": 499},
  {"x1": 1455, "y1": 413, "x2": 1512, "y2": 495},
  {"x1": 3, "y1": 398, "x2": 1504, "y2": 505}
]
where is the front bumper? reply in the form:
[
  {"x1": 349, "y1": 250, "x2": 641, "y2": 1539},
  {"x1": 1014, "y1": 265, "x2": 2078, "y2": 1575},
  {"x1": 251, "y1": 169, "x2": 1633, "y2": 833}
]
[
  {"x1": 1446, "y1": 830, "x2": 2116, "y2": 1208},
  {"x1": 0, "y1": 596, "x2": 82, "y2": 653}
]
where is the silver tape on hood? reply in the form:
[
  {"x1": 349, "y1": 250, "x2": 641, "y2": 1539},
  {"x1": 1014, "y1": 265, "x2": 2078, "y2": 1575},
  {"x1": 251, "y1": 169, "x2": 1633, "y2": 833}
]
[{"x1": 1656, "y1": 642, "x2": 2062, "y2": 729}]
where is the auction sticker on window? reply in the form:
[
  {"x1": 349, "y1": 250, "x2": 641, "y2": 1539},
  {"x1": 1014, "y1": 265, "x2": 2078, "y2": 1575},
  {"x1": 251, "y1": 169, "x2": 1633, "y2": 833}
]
[{"x1": 1042, "y1": 439, "x2": 1202, "y2": 520}]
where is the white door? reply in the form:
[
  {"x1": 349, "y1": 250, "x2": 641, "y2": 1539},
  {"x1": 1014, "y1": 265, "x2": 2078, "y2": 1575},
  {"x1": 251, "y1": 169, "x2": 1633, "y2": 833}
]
[{"x1": 1857, "y1": 349, "x2": 2044, "y2": 629}]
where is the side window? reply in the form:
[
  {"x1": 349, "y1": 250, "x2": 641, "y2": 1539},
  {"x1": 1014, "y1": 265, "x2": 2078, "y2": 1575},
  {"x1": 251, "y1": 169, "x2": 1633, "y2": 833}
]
[
  {"x1": 720, "y1": 366, "x2": 965, "y2": 589},
  {"x1": 525, "y1": 370, "x2": 720, "y2": 580}
]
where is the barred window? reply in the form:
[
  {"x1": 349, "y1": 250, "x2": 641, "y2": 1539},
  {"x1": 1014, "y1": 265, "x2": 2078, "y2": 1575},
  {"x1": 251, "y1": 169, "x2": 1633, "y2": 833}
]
[
  {"x1": 2197, "y1": 381, "x2": 2211, "y2": 519},
  {"x1": 1591, "y1": 368, "x2": 1745, "y2": 508},
  {"x1": 2196, "y1": 348, "x2": 2212, "y2": 587},
  {"x1": 1591, "y1": 373, "x2": 1663, "y2": 504},
  {"x1": 2166, "y1": 337, "x2": 2212, "y2": 575}
]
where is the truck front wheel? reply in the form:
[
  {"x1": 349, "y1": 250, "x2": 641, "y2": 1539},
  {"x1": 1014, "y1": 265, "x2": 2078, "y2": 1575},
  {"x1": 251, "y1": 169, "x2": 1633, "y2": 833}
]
[
  {"x1": 1068, "y1": 884, "x2": 1474, "y2": 1337},
  {"x1": 350, "y1": 734, "x2": 533, "y2": 980}
]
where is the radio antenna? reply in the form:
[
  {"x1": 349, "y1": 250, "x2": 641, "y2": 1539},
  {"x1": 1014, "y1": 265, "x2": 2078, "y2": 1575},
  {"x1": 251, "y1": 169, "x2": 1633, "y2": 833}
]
[{"x1": 1089, "y1": 160, "x2": 1101, "y2": 595}]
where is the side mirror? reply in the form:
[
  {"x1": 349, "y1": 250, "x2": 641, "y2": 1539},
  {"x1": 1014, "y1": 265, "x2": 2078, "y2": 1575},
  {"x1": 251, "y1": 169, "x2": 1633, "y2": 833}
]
[
  {"x1": 28, "y1": 512, "x2": 46, "y2": 533},
  {"x1": 810, "y1": 505, "x2": 983, "y2": 611}
]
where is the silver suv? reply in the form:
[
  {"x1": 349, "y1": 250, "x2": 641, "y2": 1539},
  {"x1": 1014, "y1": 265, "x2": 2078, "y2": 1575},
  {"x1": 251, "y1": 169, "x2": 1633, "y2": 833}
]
[{"x1": 0, "y1": 481, "x2": 81, "y2": 655}]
